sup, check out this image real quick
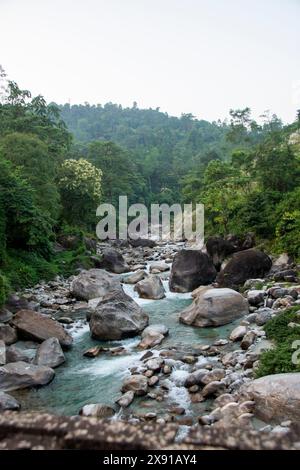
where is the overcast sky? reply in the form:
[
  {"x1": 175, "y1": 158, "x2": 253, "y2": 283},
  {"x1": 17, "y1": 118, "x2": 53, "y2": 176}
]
[{"x1": 1, "y1": 0, "x2": 300, "y2": 123}]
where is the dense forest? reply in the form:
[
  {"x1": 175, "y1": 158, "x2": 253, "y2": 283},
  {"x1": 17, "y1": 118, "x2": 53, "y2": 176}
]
[{"x1": 0, "y1": 68, "x2": 299, "y2": 306}]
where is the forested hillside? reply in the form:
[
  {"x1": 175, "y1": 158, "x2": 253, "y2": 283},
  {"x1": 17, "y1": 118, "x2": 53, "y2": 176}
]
[{"x1": 0, "y1": 69, "x2": 299, "y2": 306}]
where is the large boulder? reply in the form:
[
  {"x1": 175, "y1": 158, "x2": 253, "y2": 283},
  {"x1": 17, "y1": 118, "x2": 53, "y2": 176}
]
[
  {"x1": 98, "y1": 248, "x2": 129, "y2": 274},
  {"x1": 0, "y1": 392, "x2": 20, "y2": 411},
  {"x1": 34, "y1": 338, "x2": 65, "y2": 368},
  {"x1": 134, "y1": 275, "x2": 166, "y2": 300},
  {"x1": 243, "y1": 373, "x2": 300, "y2": 423},
  {"x1": 12, "y1": 310, "x2": 73, "y2": 349},
  {"x1": 71, "y1": 269, "x2": 122, "y2": 301},
  {"x1": 217, "y1": 249, "x2": 272, "y2": 288},
  {"x1": 0, "y1": 361, "x2": 55, "y2": 391},
  {"x1": 169, "y1": 250, "x2": 217, "y2": 293},
  {"x1": 179, "y1": 287, "x2": 249, "y2": 327},
  {"x1": 89, "y1": 289, "x2": 149, "y2": 340},
  {"x1": 0, "y1": 324, "x2": 18, "y2": 345},
  {"x1": 206, "y1": 236, "x2": 237, "y2": 270},
  {"x1": 6, "y1": 341, "x2": 38, "y2": 363}
]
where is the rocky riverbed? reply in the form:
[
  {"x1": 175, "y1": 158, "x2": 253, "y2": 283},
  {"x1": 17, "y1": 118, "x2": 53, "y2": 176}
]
[{"x1": 1, "y1": 237, "x2": 300, "y2": 448}]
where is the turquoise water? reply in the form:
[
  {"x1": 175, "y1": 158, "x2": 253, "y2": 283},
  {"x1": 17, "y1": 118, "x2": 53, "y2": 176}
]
[{"x1": 12, "y1": 280, "x2": 238, "y2": 417}]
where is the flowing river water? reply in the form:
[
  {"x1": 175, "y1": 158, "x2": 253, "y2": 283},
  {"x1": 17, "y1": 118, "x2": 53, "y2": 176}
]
[{"x1": 13, "y1": 261, "x2": 240, "y2": 419}]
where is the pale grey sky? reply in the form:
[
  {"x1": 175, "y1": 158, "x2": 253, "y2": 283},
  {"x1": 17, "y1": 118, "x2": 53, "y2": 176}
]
[{"x1": 1, "y1": 0, "x2": 299, "y2": 123}]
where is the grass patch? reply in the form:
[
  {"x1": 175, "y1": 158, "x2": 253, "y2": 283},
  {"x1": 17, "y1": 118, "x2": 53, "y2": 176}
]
[{"x1": 256, "y1": 306, "x2": 300, "y2": 377}]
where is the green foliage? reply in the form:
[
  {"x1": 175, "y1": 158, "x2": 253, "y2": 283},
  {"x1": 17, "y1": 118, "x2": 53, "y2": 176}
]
[
  {"x1": 57, "y1": 158, "x2": 102, "y2": 228},
  {"x1": 0, "y1": 272, "x2": 10, "y2": 306},
  {"x1": 256, "y1": 307, "x2": 300, "y2": 377},
  {"x1": 0, "y1": 132, "x2": 61, "y2": 219}
]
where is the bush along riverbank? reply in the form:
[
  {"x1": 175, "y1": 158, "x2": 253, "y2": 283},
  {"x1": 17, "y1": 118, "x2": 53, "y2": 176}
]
[{"x1": 0, "y1": 235, "x2": 300, "y2": 449}]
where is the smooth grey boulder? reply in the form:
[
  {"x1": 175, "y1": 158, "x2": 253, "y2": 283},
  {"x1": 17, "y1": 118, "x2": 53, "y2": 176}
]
[
  {"x1": 89, "y1": 289, "x2": 149, "y2": 340},
  {"x1": 0, "y1": 391, "x2": 20, "y2": 411},
  {"x1": 34, "y1": 337, "x2": 65, "y2": 368},
  {"x1": 71, "y1": 269, "x2": 122, "y2": 301},
  {"x1": 0, "y1": 361, "x2": 55, "y2": 391},
  {"x1": 180, "y1": 287, "x2": 249, "y2": 327},
  {"x1": 6, "y1": 341, "x2": 38, "y2": 363},
  {"x1": 243, "y1": 373, "x2": 300, "y2": 422},
  {"x1": 135, "y1": 275, "x2": 165, "y2": 300},
  {"x1": 169, "y1": 250, "x2": 217, "y2": 293},
  {"x1": 12, "y1": 310, "x2": 72, "y2": 349}
]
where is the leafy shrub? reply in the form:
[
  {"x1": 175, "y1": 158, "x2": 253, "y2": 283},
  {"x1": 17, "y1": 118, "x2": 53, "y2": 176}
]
[
  {"x1": 0, "y1": 272, "x2": 10, "y2": 306},
  {"x1": 256, "y1": 307, "x2": 300, "y2": 377}
]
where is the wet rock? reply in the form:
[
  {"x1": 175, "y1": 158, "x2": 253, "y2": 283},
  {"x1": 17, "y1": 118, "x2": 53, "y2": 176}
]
[
  {"x1": 184, "y1": 369, "x2": 208, "y2": 387},
  {"x1": 89, "y1": 289, "x2": 148, "y2": 340},
  {"x1": 121, "y1": 374, "x2": 148, "y2": 396},
  {"x1": 145, "y1": 357, "x2": 164, "y2": 372},
  {"x1": 247, "y1": 290, "x2": 265, "y2": 306},
  {"x1": 123, "y1": 270, "x2": 147, "y2": 284},
  {"x1": 0, "y1": 392, "x2": 20, "y2": 411},
  {"x1": 214, "y1": 393, "x2": 236, "y2": 407},
  {"x1": 163, "y1": 365, "x2": 172, "y2": 375},
  {"x1": 169, "y1": 250, "x2": 217, "y2": 293},
  {"x1": 142, "y1": 324, "x2": 169, "y2": 337},
  {"x1": 79, "y1": 403, "x2": 115, "y2": 418},
  {"x1": 149, "y1": 262, "x2": 169, "y2": 273},
  {"x1": 148, "y1": 376, "x2": 159, "y2": 387},
  {"x1": 255, "y1": 307, "x2": 274, "y2": 326},
  {"x1": 138, "y1": 331, "x2": 165, "y2": 350},
  {"x1": 243, "y1": 373, "x2": 300, "y2": 423},
  {"x1": 57, "y1": 317, "x2": 73, "y2": 325},
  {"x1": 0, "y1": 361, "x2": 55, "y2": 391},
  {"x1": 241, "y1": 331, "x2": 256, "y2": 350},
  {"x1": 83, "y1": 345, "x2": 105, "y2": 358},
  {"x1": 274, "y1": 270, "x2": 298, "y2": 282},
  {"x1": 202, "y1": 369, "x2": 226, "y2": 385},
  {"x1": 71, "y1": 269, "x2": 122, "y2": 301},
  {"x1": 135, "y1": 275, "x2": 165, "y2": 300},
  {"x1": 202, "y1": 381, "x2": 225, "y2": 398},
  {"x1": 188, "y1": 385, "x2": 200, "y2": 393},
  {"x1": 0, "y1": 324, "x2": 18, "y2": 345},
  {"x1": 180, "y1": 288, "x2": 248, "y2": 327},
  {"x1": 217, "y1": 249, "x2": 272, "y2": 288},
  {"x1": 268, "y1": 287, "x2": 289, "y2": 299},
  {"x1": 0, "y1": 340, "x2": 6, "y2": 365},
  {"x1": 229, "y1": 325, "x2": 247, "y2": 342},
  {"x1": 12, "y1": 310, "x2": 73, "y2": 349},
  {"x1": 34, "y1": 338, "x2": 65, "y2": 368},
  {"x1": 6, "y1": 341, "x2": 38, "y2": 363},
  {"x1": 115, "y1": 391, "x2": 134, "y2": 408},
  {"x1": 98, "y1": 248, "x2": 129, "y2": 274}
]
